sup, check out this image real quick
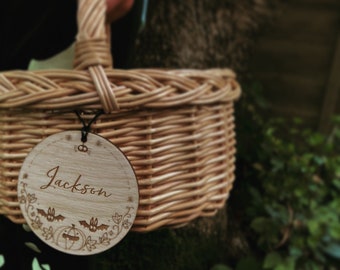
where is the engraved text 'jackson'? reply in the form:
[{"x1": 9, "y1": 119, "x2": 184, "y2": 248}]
[{"x1": 40, "y1": 166, "x2": 112, "y2": 197}]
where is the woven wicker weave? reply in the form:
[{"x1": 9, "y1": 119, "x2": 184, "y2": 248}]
[{"x1": 0, "y1": 0, "x2": 241, "y2": 232}]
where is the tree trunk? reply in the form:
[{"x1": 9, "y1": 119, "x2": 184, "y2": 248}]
[{"x1": 89, "y1": 1, "x2": 281, "y2": 269}]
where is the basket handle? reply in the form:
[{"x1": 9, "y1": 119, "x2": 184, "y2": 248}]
[{"x1": 74, "y1": 0, "x2": 119, "y2": 113}]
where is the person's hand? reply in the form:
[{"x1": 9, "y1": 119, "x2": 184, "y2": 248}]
[{"x1": 106, "y1": 0, "x2": 134, "y2": 22}]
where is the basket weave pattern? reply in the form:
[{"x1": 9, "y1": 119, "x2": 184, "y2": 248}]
[{"x1": 0, "y1": 0, "x2": 241, "y2": 232}]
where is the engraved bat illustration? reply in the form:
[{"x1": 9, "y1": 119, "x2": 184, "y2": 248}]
[
  {"x1": 37, "y1": 207, "x2": 65, "y2": 222},
  {"x1": 79, "y1": 217, "x2": 109, "y2": 232}
]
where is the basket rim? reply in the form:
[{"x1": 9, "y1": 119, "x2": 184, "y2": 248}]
[{"x1": 0, "y1": 68, "x2": 241, "y2": 111}]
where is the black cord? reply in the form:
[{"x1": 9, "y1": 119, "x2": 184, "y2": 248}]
[{"x1": 74, "y1": 110, "x2": 104, "y2": 143}]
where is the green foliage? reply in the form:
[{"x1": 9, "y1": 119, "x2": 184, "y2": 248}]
[
  {"x1": 32, "y1": 257, "x2": 50, "y2": 270},
  {"x1": 0, "y1": 255, "x2": 4, "y2": 268},
  {"x1": 0, "y1": 254, "x2": 50, "y2": 270},
  {"x1": 235, "y1": 256, "x2": 262, "y2": 270},
  {"x1": 234, "y1": 82, "x2": 340, "y2": 269},
  {"x1": 211, "y1": 264, "x2": 233, "y2": 270}
]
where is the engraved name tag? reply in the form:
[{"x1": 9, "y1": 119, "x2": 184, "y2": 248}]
[{"x1": 18, "y1": 131, "x2": 139, "y2": 255}]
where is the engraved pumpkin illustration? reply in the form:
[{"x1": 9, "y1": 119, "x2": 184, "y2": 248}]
[{"x1": 54, "y1": 224, "x2": 86, "y2": 251}]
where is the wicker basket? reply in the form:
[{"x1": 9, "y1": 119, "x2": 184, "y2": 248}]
[{"x1": 0, "y1": 0, "x2": 241, "y2": 232}]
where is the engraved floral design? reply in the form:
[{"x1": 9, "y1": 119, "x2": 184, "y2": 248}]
[
  {"x1": 113, "y1": 207, "x2": 133, "y2": 233},
  {"x1": 42, "y1": 226, "x2": 53, "y2": 240},
  {"x1": 19, "y1": 182, "x2": 135, "y2": 253},
  {"x1": 99, "y1": 232, "x2": 110, "y2": 246},
  {"x1": 85, "y1": 236, "x2": 97, "y2": 252},
  {"x1": 79, "y1": 207, "x2": 135, "y2": 252},
  {"x1": 18, "y1": 183, "x2": 37, "y2": 220},
  {"x1": 112, "y1": 213, "x2": 122, "y2": 224},
  {"x1": 31, "y1": 216, "x2": 43, "y2": 230}
]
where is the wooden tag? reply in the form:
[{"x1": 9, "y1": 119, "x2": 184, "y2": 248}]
[{"x1": 17, "y1": 131, "x2": 139, "y2": 255}]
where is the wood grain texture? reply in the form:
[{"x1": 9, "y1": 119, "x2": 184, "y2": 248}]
[{"x1": 17, "y1": 131, "x2": 138, "y2": 255}]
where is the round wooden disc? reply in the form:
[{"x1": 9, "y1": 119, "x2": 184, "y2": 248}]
[{"x1": 17, "y1": 131, "x2": 139, "y2": 255}]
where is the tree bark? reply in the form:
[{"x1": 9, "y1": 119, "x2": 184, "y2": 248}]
[{"x1": 90, "y1": 1, "x2": 281, "y2": 269}]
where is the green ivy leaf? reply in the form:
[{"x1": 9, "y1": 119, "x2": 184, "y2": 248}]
[
  {"x1": 271, "y1": 158, "x2": 284, "y2": 173},
  {"x1": 271, "y1": 257, "x2": 296, "y2": 270},
  {"x1": 210, "y1": 264, "x2": 233, "y2": 270},
  {"x1": 263, "y1": 252, "x2": 282, "y2": 269},
  {"x1": 305, "y1": 261, "x2": 323, "y2": 270},
  {"x1": 236, "y1": 256, "x2": 262, "y2": 270},
  {"x1": 333, "y1": 179, "x2": 340, "y2": 190},
  {"x1": 307, "y1": 220, "x2": 321, "y2": 236},
  {"x1": 250, "y1": 217, "x2": 268, "y2": 233},
  {"x1": 307, "y1": 236, "x2": 319, "y2": 249},
  {"x1": 32, "y1": 257, "x2": 50, "y2": 270},
  {"x1": 289, "y1": 246, "x2": 303, "y2": 258},
  {"x1": 329, "y1": 224, "x2": 340, "y2": 240},
  {"x1": 0, "y1": 254, "x2": 5, "y2": 268},
  {"x1": 313, "y1": 156, "x2": 327, "y2": 166},
  {"x1": 321, "y1": 243, "x2": 340, "y2": 259},
  {"x1": 308, "y1": 133, "x2": 324, "y2": 147},
  {"x1": 25, "y1": 242, "x2": 41, "y2": 254}
]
